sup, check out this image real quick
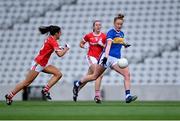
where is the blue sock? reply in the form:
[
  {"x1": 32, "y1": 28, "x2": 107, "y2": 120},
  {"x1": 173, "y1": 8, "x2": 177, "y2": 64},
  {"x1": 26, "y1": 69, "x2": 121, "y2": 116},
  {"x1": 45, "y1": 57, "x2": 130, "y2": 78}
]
[
  {"x1": 78, "y1": 81, "x2": 82, "y2": 85},
  {"x1": 125, "y1": 90, "x2": 131, "y2": 98}
]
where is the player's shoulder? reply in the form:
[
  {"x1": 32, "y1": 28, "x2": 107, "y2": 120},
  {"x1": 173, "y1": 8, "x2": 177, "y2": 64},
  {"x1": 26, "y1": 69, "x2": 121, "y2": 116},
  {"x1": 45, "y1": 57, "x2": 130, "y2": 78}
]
[
  {"x1": 107, "y1": 28, "x2": 116, "y2": 34},
  {"x1": 101, "y1": 32, "x2": 106, "y2": 36},
  {"x1": 87, "y1": 32, "x2": 94, "y2": 36},
  {"x1": 47, "y1": 36, "x2": 57, "y2": 44},
  {"x1": 84, "y1": 32, "x2": 93, "y2": 38},
  {"x1": 119, "y1": 31, "x2": 124, "y2": 37},
  {"x1": 47, "y1": 36, "x2": 54, "y2": 41},
  {"x1": 100, "y1": 32, "x2": 107, "y2": 38},
  {"x1": 120, "y1": 30, "x2": 124, "y2": 34}
]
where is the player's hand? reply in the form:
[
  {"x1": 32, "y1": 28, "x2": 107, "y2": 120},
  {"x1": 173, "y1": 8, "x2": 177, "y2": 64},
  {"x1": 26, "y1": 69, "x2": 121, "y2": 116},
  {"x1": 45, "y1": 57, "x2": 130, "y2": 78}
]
[
  {"x1": 59, "y1": 46, "x2": 64, "y2": 50},
  {"x1": 123, "y1": 43, "x2": 131, "y2": 48},
  {"x1": 65, "y1": 43, "x2": 70, "y2": 50},
  {"x1": 83, "y1": 44, "x2": 89, "y2": 49},
  {"x1": 101, "y1": 57, "x2": 107, "y2": 66},
  {"x1": 97, "y1": 40, "x2": 105, "y2": 47}
]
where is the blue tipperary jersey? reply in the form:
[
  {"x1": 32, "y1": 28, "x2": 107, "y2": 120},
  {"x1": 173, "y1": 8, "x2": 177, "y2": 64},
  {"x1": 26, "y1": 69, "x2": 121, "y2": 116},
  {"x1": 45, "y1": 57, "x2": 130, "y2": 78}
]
[{"x1": 105, "y1": 28, "x2": 124, "y2": 58}]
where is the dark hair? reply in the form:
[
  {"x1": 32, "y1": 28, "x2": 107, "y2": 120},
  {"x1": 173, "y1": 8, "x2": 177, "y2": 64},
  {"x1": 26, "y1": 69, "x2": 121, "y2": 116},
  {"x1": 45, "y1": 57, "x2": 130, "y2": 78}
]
[
  {"x1": 92, "y1": 20, "x2": 101, "y2": 32},
  {"x1": 93, "y1": 20, "x2": 101, "y2": 27},
  {"x1": 114, "y1": 13, "x2": 124, "y2": 23},
  {"x1": 39, "y1": 25, "x2": 61, "y2": 35}
]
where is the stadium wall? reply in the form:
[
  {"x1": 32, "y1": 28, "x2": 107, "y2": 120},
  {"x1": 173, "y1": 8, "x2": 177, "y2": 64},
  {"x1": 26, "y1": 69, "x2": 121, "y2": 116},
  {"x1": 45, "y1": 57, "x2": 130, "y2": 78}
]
[
  {"x1": 0, "y1": 82, "x2": 180, "y2": 101},
  {"x1": 1, "y1": 83, "x2": 180, "y2": 101},
  {"x1": 0, "y1": 85, "x2": 22, "y2": 101}
]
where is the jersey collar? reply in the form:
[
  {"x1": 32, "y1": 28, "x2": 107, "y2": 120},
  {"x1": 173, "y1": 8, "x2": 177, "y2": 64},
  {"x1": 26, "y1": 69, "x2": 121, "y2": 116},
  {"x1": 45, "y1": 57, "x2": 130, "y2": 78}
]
[
  {"x1": 92, "y1": 32, "x2": 101, "y2": 37},
  {"x1": 113, "y1": 27, "x2": 121, "y2": 33}
]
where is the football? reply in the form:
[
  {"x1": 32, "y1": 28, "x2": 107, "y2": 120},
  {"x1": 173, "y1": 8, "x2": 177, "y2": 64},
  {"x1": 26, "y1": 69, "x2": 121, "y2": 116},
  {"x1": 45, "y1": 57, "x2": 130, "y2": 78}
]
[{"x1": 118, "y1": 58, "x2": 128, "y2": 68}]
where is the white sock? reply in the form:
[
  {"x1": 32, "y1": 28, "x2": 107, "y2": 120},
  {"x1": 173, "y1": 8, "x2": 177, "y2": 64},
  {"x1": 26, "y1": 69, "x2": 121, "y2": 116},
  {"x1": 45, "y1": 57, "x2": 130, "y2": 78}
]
[{"x1": 126, "y1": 94, "x2": 131, "y2": 99}]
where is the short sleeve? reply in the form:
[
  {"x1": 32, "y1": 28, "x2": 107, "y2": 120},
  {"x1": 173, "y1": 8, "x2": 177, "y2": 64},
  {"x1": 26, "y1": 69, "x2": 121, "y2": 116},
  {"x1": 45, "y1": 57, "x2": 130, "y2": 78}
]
[
  {"x1": 83, "y1": 34, "x2": 89, "y2": 42},
  {"x1": 49, "y1": 38, "x2": 60, "y2": 51},
  {"x1": 106, "y1": 29, "x2": 114, "y2": 41}
]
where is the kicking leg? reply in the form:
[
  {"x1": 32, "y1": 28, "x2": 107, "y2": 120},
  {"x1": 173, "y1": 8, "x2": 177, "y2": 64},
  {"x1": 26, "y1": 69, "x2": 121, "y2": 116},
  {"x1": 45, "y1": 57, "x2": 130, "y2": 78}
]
[
  {"x1": 73, "y1": 65, "x2": 94, "y2": 102},
  {"x1": 79, "y1": 65, "x2": 95, "y2": 90},
  {"x1": 73, "y1": 64, "x2": 106, "y2": 100}
]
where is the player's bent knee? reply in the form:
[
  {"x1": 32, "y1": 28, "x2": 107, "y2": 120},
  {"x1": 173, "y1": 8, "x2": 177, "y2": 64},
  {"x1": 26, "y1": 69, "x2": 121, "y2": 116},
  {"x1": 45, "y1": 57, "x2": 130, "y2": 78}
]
[
  {"x1": 92, "y1": 74, "x2": 99, "y2": 80},
  {"x1": 54, "y1": 71, "x2": 62, "y2": 79}
]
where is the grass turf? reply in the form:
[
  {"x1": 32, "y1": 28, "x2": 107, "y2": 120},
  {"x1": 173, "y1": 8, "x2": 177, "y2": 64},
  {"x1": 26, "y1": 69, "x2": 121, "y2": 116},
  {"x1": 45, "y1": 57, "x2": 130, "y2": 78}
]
[{"x1": 0, "y1": 101, "x2": 180, "y2": 120}]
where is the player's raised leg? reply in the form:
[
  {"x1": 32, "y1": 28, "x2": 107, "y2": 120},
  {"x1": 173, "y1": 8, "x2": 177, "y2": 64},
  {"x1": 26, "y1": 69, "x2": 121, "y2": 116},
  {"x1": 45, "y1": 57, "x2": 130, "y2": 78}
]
[
  {"x1": 73, "y1": 64, "x2": 106, "y2": 98},
  {"x1": 42, "y1": 65, "x2": 62, "y2": 100},
  {"x1": 74, "y1": 63, "x2": 103, "y2": 103},
  {"x1": 79, "y1": 65, "x2": 94, "y2": 89},
  {"x1": 73, "y1": 65, "x2": 94, "y2": 102},
  {"x1": 112, "y1": 64, "x2": 137, "y2": 103}
]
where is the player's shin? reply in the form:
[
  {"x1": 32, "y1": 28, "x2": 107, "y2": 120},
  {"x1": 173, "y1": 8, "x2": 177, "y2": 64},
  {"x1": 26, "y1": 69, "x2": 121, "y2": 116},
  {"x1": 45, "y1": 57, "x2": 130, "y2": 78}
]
[{"x1": 95, "y1": 75, "x2": 103, "y2": 97}]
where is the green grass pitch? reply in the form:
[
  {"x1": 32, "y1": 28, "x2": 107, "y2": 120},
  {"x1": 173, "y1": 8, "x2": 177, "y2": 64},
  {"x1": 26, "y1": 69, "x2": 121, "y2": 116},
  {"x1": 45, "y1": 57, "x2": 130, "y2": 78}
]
[{"x1": 0, "y1": 101, "x2": 180, "y2": 120}]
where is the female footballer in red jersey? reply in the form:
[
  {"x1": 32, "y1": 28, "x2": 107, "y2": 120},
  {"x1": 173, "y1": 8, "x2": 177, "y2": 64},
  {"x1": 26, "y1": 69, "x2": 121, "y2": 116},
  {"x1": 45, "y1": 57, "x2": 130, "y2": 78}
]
[
  {"x1": 73, "y1": 20, "x2": 106, "y2": 103},
  {"x1": 5, "y1": 25, "x2": 69, "y2": 105}
]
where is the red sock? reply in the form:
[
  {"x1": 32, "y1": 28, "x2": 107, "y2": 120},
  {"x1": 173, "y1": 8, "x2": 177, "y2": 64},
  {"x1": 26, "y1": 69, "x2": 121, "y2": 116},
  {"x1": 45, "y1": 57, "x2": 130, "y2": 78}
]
[
  {"x1": 95, "y1": 90, "x2": 101, "y2": 98},
  {"x1": 8, "y1": 91, "x2": 15, "y2": 99},
  {"x1": 43, "y1": 85, "x2": 50, "y2": 92}
]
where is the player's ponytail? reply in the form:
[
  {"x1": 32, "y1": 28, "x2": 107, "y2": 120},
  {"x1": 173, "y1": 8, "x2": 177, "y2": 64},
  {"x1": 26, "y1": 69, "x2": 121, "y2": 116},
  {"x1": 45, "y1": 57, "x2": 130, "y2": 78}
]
[
  {"x1": 39, "y1": 26, "x2": 50, "y2": 34},
  {"x1": 114, "y1": 13, "x2": 124, "y2": 23},
  {"x1": 39, "y1": 25, "x2": 61, "y2": 35}
]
